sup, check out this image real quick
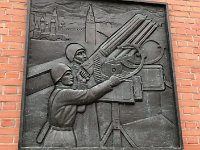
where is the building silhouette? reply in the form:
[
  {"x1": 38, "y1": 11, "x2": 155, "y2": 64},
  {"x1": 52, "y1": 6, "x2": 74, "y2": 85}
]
[{"x1": 31, "y1": 8, "x2": 68, "y2": 41}]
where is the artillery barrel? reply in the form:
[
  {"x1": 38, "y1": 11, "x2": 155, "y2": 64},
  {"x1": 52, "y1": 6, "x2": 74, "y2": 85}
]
[{"x1": 81, "y1": 14, "x2": 146, "y2": 72}]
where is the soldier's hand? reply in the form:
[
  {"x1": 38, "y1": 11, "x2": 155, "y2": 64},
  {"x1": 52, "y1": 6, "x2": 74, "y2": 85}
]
[
  {"x1": 77, "y1": 70, "x2": 87, "y2": 83},
  {"x1": 109, "y1": 74, "x2": 125, "y2": 87}
]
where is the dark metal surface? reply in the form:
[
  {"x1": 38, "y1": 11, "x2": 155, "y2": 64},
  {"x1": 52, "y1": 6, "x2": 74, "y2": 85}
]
[{"x1": 19, "y1": 0, "x2": 183, "y2": 149}]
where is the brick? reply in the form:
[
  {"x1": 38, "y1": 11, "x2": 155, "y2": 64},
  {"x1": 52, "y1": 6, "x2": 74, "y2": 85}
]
[
  {"x1": 171, "y1": 22, "x2": 188, "y2": 28},
  {"x1": 186, "y1": 29, "x2": 197, "y2": 35},
  {"x1": 180, "y1": 80, "x2": 192, "y2": 86},
  {"x1": 188, "y1": 1, "x2": 200, "y2": 7},
  {"x1": 0, "y1": 28, "x2": 9, "y2": 35},
  {"x1": 15, "y1": 119, "x2": 20, "y2": 128},
  {"x1": 177, "y1": 41, "x2": 188, "y2": 47},
  {"x1": 170, "y1": 11, "x2": 190, "y2": 17},
  {"x1": 2, "y1": 102, "x2": 17, "y2": 110},
  {"x1": 0, "y1": 145, "x2": 18, "y2": 150},
  {"x1": 183, "y1": 129, "x2": 200, "y2": 136},
  {"x1": 194, "y1": 74, "x2": 200, "y2": 80},
  {"x1": 5, "y1": 22, "x2": 26, "y2": 29},
  {"x1": 0, "y1": 64, "x2": 23, "y2": 71},
  {"x1": 193, "y1": 49, "x2": 200, "y2": 54},
  {"x1": 194, "y1": 94, "x2": 200, "y2": 100},
  {"x1": 188, "y1": 41, "x2": 199, "y2": 48},
  {"x1": 0, "y1": 95, "x2": 21, "y2": 102},
  {"x1": 176, "y1": 73, "x2": 194, "y2": 79},
  {"x1": 183, "y1": 107, "x2": 194, "y2": 114},
  {"x1": 0, "y1": 43, "x2": 8, "y2": 49},
  {"x1": 181, "y1": 115, "x2": 200, "y2": 121},
  {"x1": 0, "y1": 136, "x2": 13, "y2": 143},
  {"x1": 187, "y1": 137, "x2": 199, "y2": 144},
  {"x1": 6, "y1": 72, "x2": 19, "y2": 79},
  {"x1": 0, "y1": 2, "x2": 12, "y2": 8},
  {"x1": 12, "y1": 3, "x2": 27, "y2": 9},
  {"x1": 178, "y1": 67, "x2": 191, "y2": 73},
  {"x1": 0, "y1": 111, "x2": 20, "y2": 118},
  {"x1": 175, "y1": 60, "x2": 200, "y2": 67},
  {"x1": 0, "y1": 72, "x2": 5, "y2": 78},
  {"x1": 9, "y1": 57, "x2": 23, "y2": 64},
  {"x1": 194, "y1": 36, "x2": 200, "y2": 42},
  {"x1": 192, "y1": 81, "x2": 200, "y2": 87},
  {"x1": 174, "y1": 17, "x2": 196, "y2": 24},
  {"x1": 12, "y1": 16, "x2": 26, "y2": 22},
  {"x1": 177, "y1": 86, "x2": 198, "y2": 93},
  {"x1": 173, "y1": 47, "x2": 193, "y2": 53},
  {"x1": 1, "y1": 119, "x2": 15, "y2": 127},
  {"x1": 177, "y1": 52, "x2": 198, "y2": 60},
  {"x1": 4, "y1": 87, "x2": 18, "y2": 94},
  {"x1": 0, "y1": 8, "x2": 6, "y2": 15},
  {"x1": 172, "y1": 35, "x2": 193, "y2": 41},
  {"x1": 175, "y1": 28, "x2": 186, "y2": 35},
  {"x1": 0, "y1": 15, "x2": 11, "y2": 21},
  {"x1": 9, "y1": 29, "x2": 22, "y2": 36},
  {"x1": 185, "y1": 122, "x2": 197, "y2": 128},
  {"x1": 8, "y1": 43, "x2": 23, "y2": 49},
  {"x1": 3, "y1": 79, "x2": 22, "y2": 86},
  {"x1": 192, "y1": 7, "x2": 200, "y2": 13},
  {"x1": 179, "y1": 100, "x2": 199, "y2": 107},
  {"x1": 1, "y1": 50, "x2": 24, "y2": 57},
  {"x1": 184, "y1": 145, "x2": 200, "y2": 150},
  {"x1": 194, "y1": 108, "x2": 200, "y2": 114},
  {"x1": 183, "y1": 137, "x2": 187, "y2": 144},
  {"x1": 181, "y1": 93, "x2": 193, "y2": 100},
  {"x1": 173, "y1": 6, "x2": 191, "y2": 12},
  {"x1": 170, "y1": 27, "x2": 176, "y2": 34},
  {"x1": 181, "y1": 121, "x2": 185, "y2": 128},
  {"x1": 0, "y1": 128, "x2": 19, "y2": 135},
  {"x1": 6, "y1": 9, "x2": 26, "y2": 16},
  {"x1": 0, "y1": 57, "x2": 8, "y2": 63},
  {"x1": 169, "y1": 0, "x2": 187, "y2": 6},
  {"x1": 190, "y1": 12, "x2": 200, "y2": 19},
  {"x1": 2, "y1": 36, "x2": 25, "y2": 43},
  {"x1": 13, "y1": 135, "x2": 18, "y2": 143},
  {"x1": 10, "y1": 0, "x2": 27, "y2": 2}
]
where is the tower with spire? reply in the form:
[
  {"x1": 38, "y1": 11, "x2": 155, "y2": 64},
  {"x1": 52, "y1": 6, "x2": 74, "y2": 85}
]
[
  {"x1": 52, "y1": 7, "x2": 59, "y2": 31},
  {"x1": 85, "y1": 4, "x2": 96, "y2": 45},
  {"x1": 40, "y1": 16, "x2": 46, "y2": 33}
]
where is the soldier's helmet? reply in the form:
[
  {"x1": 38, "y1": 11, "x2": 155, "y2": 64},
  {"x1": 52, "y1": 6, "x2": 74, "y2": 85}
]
[
  {"x1": 51, "y1": 63, "x2": 71, "y2": 84},
  {"x1": 65, "y1": 43, "x2": 86, "y2": 62}
]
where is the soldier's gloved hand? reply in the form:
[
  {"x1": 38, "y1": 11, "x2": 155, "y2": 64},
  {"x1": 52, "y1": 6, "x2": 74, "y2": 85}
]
[
  {"x1": 77, "y1": 70, "x2": 87, "y2": 83},
  {"x1": 109, "y1": 74, "x2": 125, "y2": 87}
]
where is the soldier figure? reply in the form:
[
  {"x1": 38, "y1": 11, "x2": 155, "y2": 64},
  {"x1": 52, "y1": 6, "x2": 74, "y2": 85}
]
[
  {"x1": 39, "y1": 63, "x2": 124, "y2": 147},
  {"x1": 65, "y1": 43, "x2": 89, "y2": 85}
]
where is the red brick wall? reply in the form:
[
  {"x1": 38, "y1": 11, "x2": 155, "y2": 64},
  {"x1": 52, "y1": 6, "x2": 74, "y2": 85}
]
[{"x1": 0, "y1": 0, "x2": 200, "y2": 149}]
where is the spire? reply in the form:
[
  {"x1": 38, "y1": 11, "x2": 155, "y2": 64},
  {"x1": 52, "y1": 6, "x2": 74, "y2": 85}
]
[
  {"x1": 86, "y1": 4, "x2": 95, "y2": 23},
  {"x1": 85, "y1": 4, "x2": 96, "y2": 45},
  {"x1": 40, "y1": 16, "x2": 45, "y2": 22},
  {"x1": 40, "y1": 16, "x2": 46, "y2": 33},
  {"x1": 52, "y1": 7, "x2": 58, "y2": 17},
  {"x1": 35, "y1": 21, "x2": 40, "y2": 30},
  {"x1": 52, "y1": 7, "x2": 59, "y2": 31}
]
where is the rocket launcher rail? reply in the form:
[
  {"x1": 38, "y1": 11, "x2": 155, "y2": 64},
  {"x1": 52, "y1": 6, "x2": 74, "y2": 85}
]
[
  {"x1": 81, "y1": 14, "x2": 158, "y2": 75},
  {"x1": 81, "y1": 14, "x2": 146, "y2": 74}
]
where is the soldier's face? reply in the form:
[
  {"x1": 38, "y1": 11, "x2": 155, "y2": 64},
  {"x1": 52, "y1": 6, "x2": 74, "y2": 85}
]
[
  {"x1": 74, "y1": 49, "x2": 87, "y2": 64},
  {"x1": 61, "y1": 70, "x2": 74, "y2": 86}
]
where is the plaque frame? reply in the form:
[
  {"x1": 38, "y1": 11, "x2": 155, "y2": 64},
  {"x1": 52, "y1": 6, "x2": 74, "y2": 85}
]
[{"x1": 18, "y1": 0, "x2": 183, "y2": 150}]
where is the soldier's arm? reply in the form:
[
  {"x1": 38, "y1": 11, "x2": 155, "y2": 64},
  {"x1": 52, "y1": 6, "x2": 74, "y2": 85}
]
[{"x1": 56, "y1": 75, "x2": 123, "y2": 105}]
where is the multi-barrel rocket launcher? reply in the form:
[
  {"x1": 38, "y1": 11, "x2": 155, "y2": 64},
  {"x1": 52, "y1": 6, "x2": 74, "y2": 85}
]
[{"x1": 81, "y1": 14, "x2": 161, "y2": 84}]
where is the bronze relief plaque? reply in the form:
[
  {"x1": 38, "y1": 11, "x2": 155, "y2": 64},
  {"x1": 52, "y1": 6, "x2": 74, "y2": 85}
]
[{"x1": 19, "y1": 0, "x2": 183, "y2": 149}]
